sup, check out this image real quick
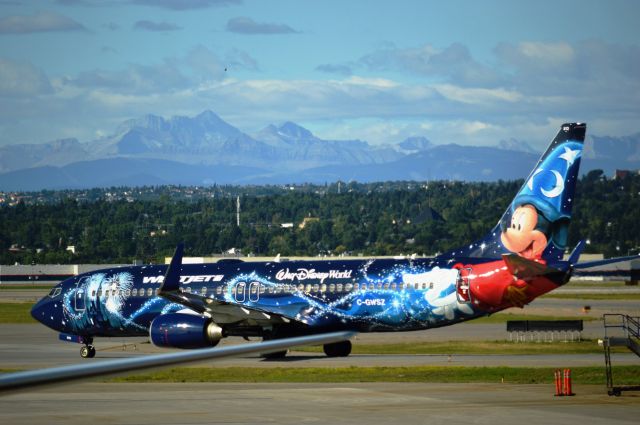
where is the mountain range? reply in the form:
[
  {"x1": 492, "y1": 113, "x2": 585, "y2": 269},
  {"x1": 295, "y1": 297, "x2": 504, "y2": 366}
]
[{"x1": 0, "y1": 110, "x2": 638, "y2": 191}]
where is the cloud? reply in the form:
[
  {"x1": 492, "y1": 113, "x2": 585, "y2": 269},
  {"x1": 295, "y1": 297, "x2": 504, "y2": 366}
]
[
  {"x1": 131, "y1": 0, "x2": 241, "y2": 10},
  {"x1": 225, "y1": 48, "x2": 259, "y2": 72},
  {"x1": 185, "y1": 45, "x2": 226, "y2": 81},
  {"x1": 0, "y1": 11, "x2": 87, "y2": 34},
  {"x1": 226, "y1": 16, "x2": 297, "y2": 34},
  {"x1": 0, "y1": 59, "x2": 53, "y2": 96},
  {"x1": 316, "y1": 64, "x2": 353, "y2": 76},
  {"x1": 358, "y1": 43, "x2": 501, "y2": 87},
  {"x1": 1, "y1": 40, "x2": 638, "y2": 150},
  {"x1": 59, "y1": 45, "x2": 255, "y2": 94},
  {"x1": 65, "y1": 60, "x2": 191, "y2": 94},
  {"x1": 133, "y1": 20, "x2": 182, "y2": 32},
  {"x1": 103, "y1": 22, "x2": 120, "y2": 31}
]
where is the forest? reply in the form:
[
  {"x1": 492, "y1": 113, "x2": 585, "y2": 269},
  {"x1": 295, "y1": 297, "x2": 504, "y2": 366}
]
[{"x1": 1, "y1": 169, "x2": 638, "y2": 264}]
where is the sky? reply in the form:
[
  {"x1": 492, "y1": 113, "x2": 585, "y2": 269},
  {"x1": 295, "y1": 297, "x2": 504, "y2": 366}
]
[{"x1": 0, "y1": 0, "x2": 639, "y2": 150}]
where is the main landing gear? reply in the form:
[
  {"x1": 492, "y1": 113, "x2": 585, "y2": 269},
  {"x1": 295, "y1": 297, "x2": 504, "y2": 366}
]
[{"x1": 80, "y1": 338, "x2": 96, "y2": 358}]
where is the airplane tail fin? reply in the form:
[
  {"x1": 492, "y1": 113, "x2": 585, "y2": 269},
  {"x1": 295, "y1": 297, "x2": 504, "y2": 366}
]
[{"x1": 442, "y1": 123, "x2": 586, "y2": 264}]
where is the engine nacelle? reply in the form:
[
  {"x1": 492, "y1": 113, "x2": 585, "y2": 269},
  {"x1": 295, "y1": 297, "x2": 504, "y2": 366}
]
[{"x1": 149, "y1": 313, "x2": 223, "y2": 349}]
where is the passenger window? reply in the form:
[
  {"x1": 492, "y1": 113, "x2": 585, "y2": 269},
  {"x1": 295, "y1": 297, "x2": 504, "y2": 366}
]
[
  {"x1": 320, "y1": 284, "x2": 327, "y2": 292},
  {"x1": 216, "y1": 286, "x2": 222, "y2": 295},
  {"x1": 312, "y1": 284, "x2": 319, "y2": 292},
  {"x1": 305, "y1": 284, "x2": 312, "y2": 293},
  {"x1": 376, "y1": 283, "x2": 382, "y2": 290},
  {"x1": 383, "y1": 283, "x2": 389, "y2": 290},
  {"x1": 91, "y1": 290, "x2": 96, "y2": 296},
  {"x1": 391, "y1": 283, "x2": 397, "y2": 290},
  {"x1": 336, "y1": 284, "x2": 343, "y2": 292},
  {"x1": 297, "y1": 284, "x2": 304, "y2": 292},
  {"x1": 369, "y1": 283, "x2": 375, "y2": 290},
  {"x1": 132, "y1": 288, "x2": 137, "y2": 296},
  {"x1": 414, "y1": 283, "x2": 419, "y2": 290},
  {"x1": 329, "y1": 284, "x2": 335, "y2": 292},
  {"x1": 421, "y1": 283, "x2": 427, "y2": 290},
  {"x1": 345, "y1": 283, "x2": 353, "y2": 292},
  {"x1": 125, "y1": 289, "x2": 131, "y2": 296},
  {"x1": 147, "y1": 288, "x2": 153, "y2": 297}
]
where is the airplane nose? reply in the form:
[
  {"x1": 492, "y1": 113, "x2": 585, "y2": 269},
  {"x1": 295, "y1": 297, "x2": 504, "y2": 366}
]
[{"x1": 31, "y1": 298, "x2": 48, "y2": 323}]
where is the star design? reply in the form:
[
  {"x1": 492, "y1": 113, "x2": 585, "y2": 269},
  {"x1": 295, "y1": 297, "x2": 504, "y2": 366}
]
[{"x1": 559, "y1": 147, "x2": 580, "y2": 167}]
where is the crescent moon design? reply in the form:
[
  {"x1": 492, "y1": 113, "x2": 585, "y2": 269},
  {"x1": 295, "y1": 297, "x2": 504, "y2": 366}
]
[
  {"x1": 540, "y1": 170, "x2": 564, "y2": 198},
  {"x1": 527, "y1": 168, "x2": 544, "y2": 191}
]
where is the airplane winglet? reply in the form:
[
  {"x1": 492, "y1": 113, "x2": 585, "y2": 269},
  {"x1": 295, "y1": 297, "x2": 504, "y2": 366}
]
[{"x1": 160, "y1": 243, "x2": 184, "y2": 293}]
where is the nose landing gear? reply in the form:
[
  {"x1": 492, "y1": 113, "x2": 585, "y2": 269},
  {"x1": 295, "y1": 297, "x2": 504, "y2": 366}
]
[{"x1": 80, "y1": 338, "x2": 96, "y2": 358}]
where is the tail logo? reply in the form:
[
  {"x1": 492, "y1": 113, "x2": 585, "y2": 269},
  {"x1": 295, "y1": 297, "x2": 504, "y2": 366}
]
[{"x1": 501, "y1": 140, "x2": 583, "y2": 259}]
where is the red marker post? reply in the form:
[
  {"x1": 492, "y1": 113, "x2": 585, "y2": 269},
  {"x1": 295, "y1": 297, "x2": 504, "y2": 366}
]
[
  {"x1": 554, "y1": 369, "x2": 563, "y2": 396},
  {"x1": 563, "y1": 369, "x2": 575, "y2": 396}
]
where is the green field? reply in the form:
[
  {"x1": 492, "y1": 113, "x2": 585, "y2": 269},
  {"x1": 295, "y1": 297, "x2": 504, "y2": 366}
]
[
  {"x1": 0, "y1": 285, "x2": 54, "y2": 291},
  {"x1": 472, "y1": 313, "x2": 598, "y2": 323},
  {"x1": 296, "y1": 340, "x2": 619, "y2": 355},
  {"x1": 0, "y1": 302, "x2": 36, "y2": 323},
  {"x1": 110, "y1": 365, "x2": 640, "y2": 385},
  {"x1": 541, "y1": 293, "x2": 640, "y2": 300}
]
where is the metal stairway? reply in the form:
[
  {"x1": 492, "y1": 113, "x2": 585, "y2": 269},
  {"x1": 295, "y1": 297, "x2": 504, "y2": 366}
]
[{"x1": 601, "y1": 314, "x2": 640, "y2": 396}]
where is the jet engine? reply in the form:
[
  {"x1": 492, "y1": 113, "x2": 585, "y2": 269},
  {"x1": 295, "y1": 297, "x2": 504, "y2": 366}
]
[{"x1": 149, "y1": 313, "x2": 223, "y2": 349}]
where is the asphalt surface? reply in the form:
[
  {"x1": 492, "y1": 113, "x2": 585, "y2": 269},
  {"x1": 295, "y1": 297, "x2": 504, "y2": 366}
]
[
  {"x1": 1, "y1": 382, "x2": 638, "y2": 425},
  {"x1": 2, "y1": 286, "x2": 639, "y2": 425},
  {"x1": 1, "y1": 323, "x2": 639, "y2": 370}
]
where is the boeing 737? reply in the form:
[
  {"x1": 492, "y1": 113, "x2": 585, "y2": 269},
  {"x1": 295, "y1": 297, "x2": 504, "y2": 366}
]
[{"x1": 31, "y1": 123, "x2": 588, "y2": 360}]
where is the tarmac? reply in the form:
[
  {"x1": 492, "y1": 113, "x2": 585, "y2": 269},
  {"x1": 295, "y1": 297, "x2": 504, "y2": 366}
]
[
  {"x1": 1, "y1": 289, "x2": 639, "y2": 424},
  {"x1": 0, "y1": 382, "x2": 638, "y2": 425}
]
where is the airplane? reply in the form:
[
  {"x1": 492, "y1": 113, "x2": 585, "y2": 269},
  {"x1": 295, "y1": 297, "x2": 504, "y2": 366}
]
[{"x1": 31, "y1": 122, "x2": 588, "y2": 360}]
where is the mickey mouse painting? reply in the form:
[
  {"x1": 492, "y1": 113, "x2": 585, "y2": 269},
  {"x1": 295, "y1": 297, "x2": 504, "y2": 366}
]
[
  {"x1": 499, "y1": 141, "x2": 582, "y2": 261},
  {"x1": 500, "y1": 193, "x2": 570, "y2": 261}
]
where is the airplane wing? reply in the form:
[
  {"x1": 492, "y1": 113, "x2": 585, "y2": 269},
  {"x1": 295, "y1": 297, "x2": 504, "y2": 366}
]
[
  {"x1": 159, "y1": 244, "x2": 300, "y2": 326},
  {"x1": 0, "y1": 331, "x2": 355, "y2": 394},
  {"x1": 502, "y1": 254, "x2": 562, "y2": 279}
]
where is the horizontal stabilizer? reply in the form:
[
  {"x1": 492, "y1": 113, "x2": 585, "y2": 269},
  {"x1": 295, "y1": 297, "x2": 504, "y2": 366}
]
[{"x1": 502, "y1": 254, "x2": 561, "y2": 279}]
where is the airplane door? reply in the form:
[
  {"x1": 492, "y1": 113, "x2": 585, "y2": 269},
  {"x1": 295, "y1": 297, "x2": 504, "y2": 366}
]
[
  {"x1": 74, "y1": 284, "x2": 86, "y2": 311},
  {"x1": 456, "y1": 267, "x2": 472, "y2": 304},
  {"x1": 248, "y1": 282, "x2": 260, "y2": 303},
  {"x1": 234, "y1": 282, "x2": 246, "y2": 303}
]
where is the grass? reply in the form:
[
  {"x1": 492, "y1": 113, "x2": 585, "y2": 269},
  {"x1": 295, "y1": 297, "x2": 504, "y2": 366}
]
[
  {"x1": 110, "y1": 365, "x2": 640, "y2": 385},
  {"x1": 0, "y1": 302, "x2": 36, "y2": 323},
  {"x1": 472, "y1": 313, "x2": 598, "y2": 323},
  {"x1": 0, "y1": 285, "x2": 55, "y2": 291},
  {"x1": 296, "y1": 340, "x2": 619, "y2": 355},
  {"x1": 541, "y1": 293, "x2": 640, "y2": 300}
]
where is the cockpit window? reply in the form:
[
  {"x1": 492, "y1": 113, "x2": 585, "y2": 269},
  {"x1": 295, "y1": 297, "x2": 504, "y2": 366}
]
[{"x1": 48, "y1": 287, "x2": 61, "y2": 298}]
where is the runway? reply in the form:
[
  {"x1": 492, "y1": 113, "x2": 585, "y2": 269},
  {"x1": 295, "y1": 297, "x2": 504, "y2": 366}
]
[
  {"x1": 2, "y1": 292, "x2": 638, "y2": 424},
  {"x1": 1, "y1": 323, "x2": 638, "y2": 370},
  {"x1": 1, "y1": 382, "x2": 638, "y2": 425}
]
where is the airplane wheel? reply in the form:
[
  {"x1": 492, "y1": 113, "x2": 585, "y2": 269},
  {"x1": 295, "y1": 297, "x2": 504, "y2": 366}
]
[
  {"x1": 80, "y1": 345, "x2": 96, "y2": 358},
  {"x1": 261, "y1": 350, "x2": 288, "y2": 359},
  {"x1": 323, "y1": 340, "x2": 351, "y2": 357}
]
